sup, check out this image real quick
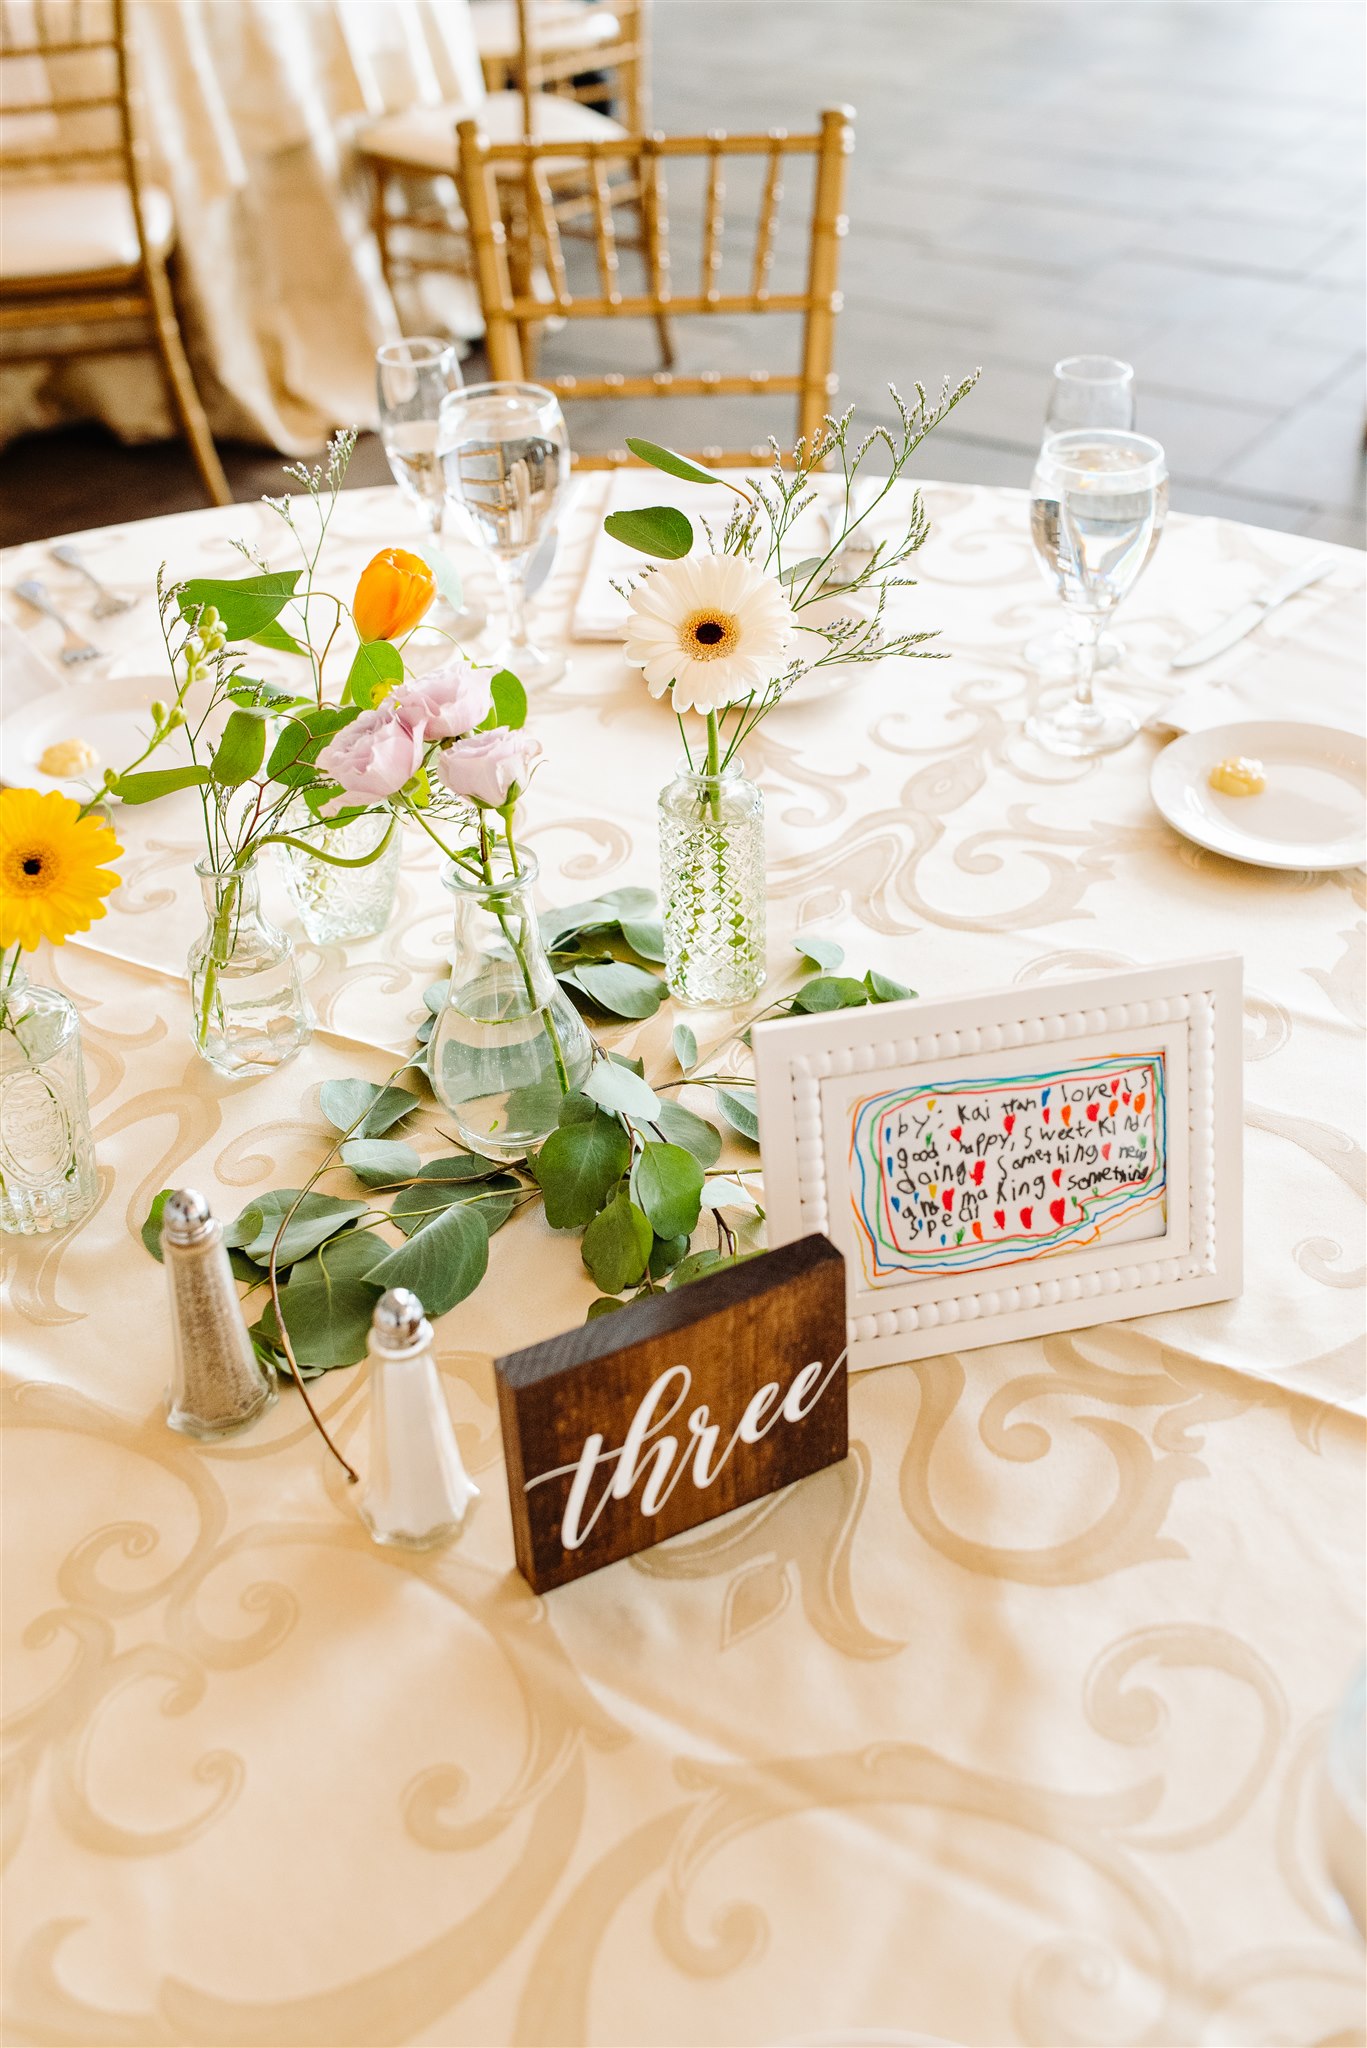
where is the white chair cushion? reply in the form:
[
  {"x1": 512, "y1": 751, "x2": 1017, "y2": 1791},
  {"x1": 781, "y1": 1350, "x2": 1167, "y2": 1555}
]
[
  {"x1": 0, "y1": 179, "x2": 173, "y2": 283},
  {"x1": 472, "y1": 2, "x2": 622, "y2": 63},
  {"x1": 359, "y1": 90, "x2": 626, "y2": 174}
]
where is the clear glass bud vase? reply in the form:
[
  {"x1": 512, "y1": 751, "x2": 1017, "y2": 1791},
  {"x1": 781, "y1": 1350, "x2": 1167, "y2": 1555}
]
[
  {"x1": 276, "y1": 803, "x2": 401, "y2": 945},
  {"x1": 188, "y1": 857, "x2": 312, "y2": 1079},
  {"x1": 659, "y1": 757, "x2": 766, "y2": 1006},
  {"x1": 429, "y1": 850, "x2": 593, "y2": 1160},
  {"x1": 0, "y1": 961, "x2": 98, "y2": 1234}
]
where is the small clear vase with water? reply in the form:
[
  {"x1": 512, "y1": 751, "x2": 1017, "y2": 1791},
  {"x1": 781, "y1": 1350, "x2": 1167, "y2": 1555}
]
[
  {"x1": 659, "y1": 758, "x2": 767, "y2": 1007},
  {"x1": 276, "y1": 804, "x2": 402, "y2": 945},
  {"x1": 429, "y1": 850, "x2": 592, "y2": 1160},
  {"x1": 0, "y1": 959, "x2": 98, "y2": 1234},
  {"x1": 188, "y1": 857, "x2": 312, "y2": 1078}
]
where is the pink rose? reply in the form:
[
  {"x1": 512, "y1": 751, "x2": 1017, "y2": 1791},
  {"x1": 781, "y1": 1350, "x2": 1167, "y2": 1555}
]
[
  {"x1": 316, "y1": 704, "x2": 423, "y2": 799},
  {"x1": 435, "y1": 728, "x2": 542, "y2": 808},
  {"x1": 393, "y1": 657, "x2": 492, "y2": 741}
]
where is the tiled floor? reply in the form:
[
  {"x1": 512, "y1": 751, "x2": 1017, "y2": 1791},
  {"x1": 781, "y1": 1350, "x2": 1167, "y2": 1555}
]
[{"x1": 1, "y1": 0, "x2": 1362, "y2": 547}]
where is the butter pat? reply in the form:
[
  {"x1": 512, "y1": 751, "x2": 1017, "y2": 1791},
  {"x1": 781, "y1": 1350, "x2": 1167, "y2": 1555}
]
[
  {"x1": 38, "y1": 738, "x2": 100, "y2": 779},
  {"x1": 1208, "y1": 754, "x2": 1265, "y2": 797}
]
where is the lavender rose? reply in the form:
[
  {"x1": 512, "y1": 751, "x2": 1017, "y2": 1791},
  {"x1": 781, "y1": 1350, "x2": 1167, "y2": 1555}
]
[
  {"x1": 315, "y1": 704, "x2": 423, "y2": 799},
  {"x1": 392, "y1": 656, "x2": 492, "y2": 741},
  {"x1": 434, "y1": 728, "x2": 542, "y2": 808}
]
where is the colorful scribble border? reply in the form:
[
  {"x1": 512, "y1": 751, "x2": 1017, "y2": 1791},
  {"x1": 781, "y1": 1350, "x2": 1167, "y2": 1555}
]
[{"x1": 849, "y1": 1054, "x2": 1168, "y2": 1284}]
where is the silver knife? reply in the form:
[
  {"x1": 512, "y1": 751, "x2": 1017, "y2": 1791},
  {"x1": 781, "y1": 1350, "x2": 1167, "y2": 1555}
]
[{"x1": 1169, "y1": 554, "x2": 1336, "y2": 669}]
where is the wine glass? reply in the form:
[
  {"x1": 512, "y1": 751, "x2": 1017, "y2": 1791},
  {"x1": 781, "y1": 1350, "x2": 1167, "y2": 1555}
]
[
  {"x1": 437, "y1": 381, "x2": 570, "y2": 688},
  {"x1": 375, "y1": 338, "x2": 487, "y2": 647},
  {"x1": 1026, "y1": 355, "x2": 1136, "y2": 676},
  {"x1": 1026, "y1": 428, "x2": 1167, "y2": 758}
]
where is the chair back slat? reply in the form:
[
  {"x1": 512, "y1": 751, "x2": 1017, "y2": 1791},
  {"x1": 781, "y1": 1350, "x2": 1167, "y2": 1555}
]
[
  {"x1": 455, "y1": 107, "x2": 853, "y2": 463},
  {"x1": 513, "y1": 0, "x2": 649, "y2": 134},
  {"x1": 0, "y1": 0, "x2": 128, "y2": 178}
]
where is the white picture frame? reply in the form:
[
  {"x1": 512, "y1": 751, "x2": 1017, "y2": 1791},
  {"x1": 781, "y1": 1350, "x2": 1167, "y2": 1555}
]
[{"x1": 753, "y1": 955, "x2": 1243, "y2": 1370}]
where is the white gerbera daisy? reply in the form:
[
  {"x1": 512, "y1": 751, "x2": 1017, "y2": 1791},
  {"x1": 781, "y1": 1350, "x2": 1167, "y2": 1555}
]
[{"x1": 622, "y1": 553, "x2": 794, "y2": 715}]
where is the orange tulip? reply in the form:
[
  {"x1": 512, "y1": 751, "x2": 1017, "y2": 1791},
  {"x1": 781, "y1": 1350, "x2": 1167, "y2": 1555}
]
[{"x1": 352, "y1": 548, "x2": 435, "y2": 643}]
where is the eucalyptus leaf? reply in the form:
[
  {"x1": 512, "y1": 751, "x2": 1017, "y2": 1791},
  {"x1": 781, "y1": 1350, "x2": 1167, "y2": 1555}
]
[
  {"x1": 623, "y1": 439, "x2": 731, "y2": 488},
  {"x1": 340, "y1": 1138, "x2": 421, "y2": 1187},
  {"x1": 672, "y1": 1023, "x2": 698, "y2": 1073},
  {"x1": 608, "y1": 1049, "x2": 646, "y2": 1077},
  {"x1": 666, "y1": 1248, "x2": 724, "y2": 1290},
  {"x1": 620, "y1": 917, "x2": 666, "y2": 963},
  {"x1": 584, "y1": 1062, "x2": 660, "y2": 1121},
  {"x1": 369, "y1": 1200, "x2": 490, "y2": 1318},
  {"x1": 653, "y1": 1098, "x2": 722, "y2": 1167},
  {"x1": 532, "y1": 1112, "x2": 630, "y2": 1230},
  {"x1": 390, "y1": 1157, "x2": 515, "y2": 1236},
  {"x1": 179, "y1": 570, "x2": 301, "y2": 643},
  {"x1": 586, "y1": 1295, "x2": 629, "y2": 1320},
  {"x1": 238, "y1": 1190, "x2": 369, "y2": 1267},
  {"x1": 795, "y1": 933, "x2": 846, "y2": 973},
  {"x1": 602, "y1": 506, "x2": 694, "y2": 561},
  {"x1": 792, "y1": 975, "x2": 872, "y2": 1013},
  {"x1": 557, "y1": 1091, "x2": 599, "y2": 1127},
  {"x1": 714, "y1": 1085, "x2": 760, "y2": 1143},
  {"x1": 566, "y1": 959, "x2": 665, "y2": 1019},
  {"x1": 141, "y1": 1188, "x2": 171, "y2": 1261},
  {"x1": 423, "y1": 979, "x2": 450, "y2": 1015},
  {"x1": 112, "y1": 764, "x2": 211, "y2": 804},
  {"x1": 209, "y1": 705, "x2": 268, "y2": 787},
  {"x1": 865, "y1": 968, "x2": 918, "y2": 1004},
  {"x1": 581, "y1": 1190, "x2": 652, "y2": 1295},
  {"x1": 648, "y1": 1232, "x2": 691, "y2": 1280},
  {"x1": 633, "y1": 1141, "x2": 704, "y2": 1240},
  {"x1": 257, "y1": 1228, "x2": 390, "y2": 1370},
  {"x1": 319, "y1": 1079, "x2": 420, "y2": 1138},
  {"x1": 598, "y1": 886, "x2": 657, "y2": 918},
  {"x1": 345, "y1": 638, "x2": 404, "y2": 709}
]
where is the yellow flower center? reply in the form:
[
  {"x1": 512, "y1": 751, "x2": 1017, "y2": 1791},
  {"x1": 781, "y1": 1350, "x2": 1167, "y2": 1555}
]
[
  {"x1": 678, "y1": 608, "x2": 740, "y2": 661},
  {"x1": 4, "y1": 848, "x2": 53, "y2": 893}
]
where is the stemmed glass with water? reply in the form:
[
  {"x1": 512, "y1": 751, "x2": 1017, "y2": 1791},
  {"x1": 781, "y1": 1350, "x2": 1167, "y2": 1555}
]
[
  {"x1": 1025, "y1": 356, "x2": 1136, "y2": 677},
  {"x1": 1027, "y1": 428, "x2": 1167, "y2": 757},
  {"x1": 375, "y1": 338, "x2": 486, "y2": 645},
  {"x1": 436, "y1": 382, "x2": 570, "y2": 688}
]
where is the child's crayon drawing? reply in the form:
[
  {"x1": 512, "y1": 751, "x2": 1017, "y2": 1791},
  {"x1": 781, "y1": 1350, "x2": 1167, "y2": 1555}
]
[{"x1": 849, "y1": 1054, "x2": 1167, "y2": 1283}]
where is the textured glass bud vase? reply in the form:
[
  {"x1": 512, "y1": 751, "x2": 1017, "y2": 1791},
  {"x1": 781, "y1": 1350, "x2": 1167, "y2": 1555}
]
[
  {"x1": 430, "y1": 850, "x2": 593, "y2": 1160},
  {"x1": 0, "y1": 959, "x2": 97, "y2": 1234},
  {"x1": 276, "y1": 804, "x2": 401, "y2": 944},
  {"x1": 659, "y1": 758, "x2": 766, "y2": 1006},
  {"x1": 162, "y1": 1188, "x2": 277, "y2": 1438},
  {"x1": 360, "y1": 1287, "x2": 478, "y2": 1549},
  {"x1": 188, "y1": 857, "x2": 312, "y2": 1078}
]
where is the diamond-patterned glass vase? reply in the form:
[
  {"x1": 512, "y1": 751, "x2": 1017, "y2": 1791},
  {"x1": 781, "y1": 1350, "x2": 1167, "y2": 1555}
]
[{"x1": 658, "y1": 758, "x2": 766, "y2": 1007}]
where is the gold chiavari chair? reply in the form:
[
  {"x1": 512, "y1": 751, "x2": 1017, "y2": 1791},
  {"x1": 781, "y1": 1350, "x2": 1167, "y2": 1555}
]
[
  {"x1": 0, "y1": 0, "x2": 230, "y2": 504},
  {"x1": 358, "y1": 0, "x2": 666, "y2": 368},
  {"x1": 455, "y1": 106, "x2": 854, "y2": 467}
]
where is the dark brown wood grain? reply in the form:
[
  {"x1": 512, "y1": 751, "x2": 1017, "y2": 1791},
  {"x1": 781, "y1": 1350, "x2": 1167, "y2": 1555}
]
[{"x1": 495, "y1": 1235, "x2": 848, "y2": 1592}]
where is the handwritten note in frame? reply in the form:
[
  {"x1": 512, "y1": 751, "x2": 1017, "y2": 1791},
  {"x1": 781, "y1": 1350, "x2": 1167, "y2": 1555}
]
[{"x1": 754, "y1": 957, "x2": 1242, "y2": 1370}]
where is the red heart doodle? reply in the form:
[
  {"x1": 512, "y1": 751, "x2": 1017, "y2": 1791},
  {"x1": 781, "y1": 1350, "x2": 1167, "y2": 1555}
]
[
  {"x1": 1003, "y1": 1114, "x2": 1015, "y2": 1136},
  {"x1": 1086, "y1": 1103, "x2": 1100, "y2": 1122},
  {"x1": 1061, "y1": 1104, "x2": 1072, "y2": 1126},
  {"x1": 942, "y1": 1188, "x2": 954, "y2": 1212},
  {"x1": 950, "y1": 1126, "x2": 962, "y2": 1143},
  {"x1": 993, "y1": 1209, "x2": 1006, "y2": 1230},
  {"x1": 1042, "y1": 1108, "x2": 1050, "y2": 1123},
  {"x1": 972, "y1": 1221, "x2": 983, "y2": 1242},
  {"x1": 971, "y1": 1160, "x2": 986, "y2": 1186},
  {"x1": 1122, "y1": 1091, "x2": 1131, "y2": 1104},
  {"x1": 1020, "y1": 1205, "x2": 1033, "y2": 1229},
  {"x1": 1051, "y1": 1167, "x2": 1062, "y2": 1187},
  {"x1": 1050, "y1": 1197, "x2": 1066, "y2": 1226},
  {"x1": 1102, "y1": 1143, "x2": 1111, "y2": 1159}
]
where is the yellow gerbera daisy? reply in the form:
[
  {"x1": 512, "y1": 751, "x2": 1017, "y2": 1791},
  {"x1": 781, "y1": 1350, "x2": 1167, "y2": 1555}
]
[{"x1": 0, "y1": 788, "x2": 122, "y2": 952}]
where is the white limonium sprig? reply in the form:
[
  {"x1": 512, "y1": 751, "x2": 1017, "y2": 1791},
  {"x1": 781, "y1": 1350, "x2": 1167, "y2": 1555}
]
[{"x1": 606, "y1": 377, "x2": 980, "y2": 791}]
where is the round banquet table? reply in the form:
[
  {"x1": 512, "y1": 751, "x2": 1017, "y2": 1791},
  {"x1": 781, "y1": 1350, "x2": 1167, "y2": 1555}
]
[{"x1": 2, "y1": 478, "x2": 1364, "y2": 2048}]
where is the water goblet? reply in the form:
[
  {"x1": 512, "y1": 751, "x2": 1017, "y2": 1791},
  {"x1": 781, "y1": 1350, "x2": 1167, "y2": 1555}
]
[
  {"x1": 1026, "y1": 355, "x2": 1136, "y2": 676},
  {"x1": 375, "y1": 338, "x2": 487, "y2": 646},
  {"x1": 437, "y1": 381, "x2": 570, "y2": 688},
  {"x1": 1026, "y1": 428, "x2": 1167, "y2": 758}
]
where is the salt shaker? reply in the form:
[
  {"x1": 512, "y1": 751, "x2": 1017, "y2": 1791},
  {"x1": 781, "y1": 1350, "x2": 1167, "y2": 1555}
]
[
  {"x1": 360, "y1": 1288, "x2": 478, "y2": 1549},
  {"x1": 163, "y1": 1188, "x2": 277, "y2": 1439}
]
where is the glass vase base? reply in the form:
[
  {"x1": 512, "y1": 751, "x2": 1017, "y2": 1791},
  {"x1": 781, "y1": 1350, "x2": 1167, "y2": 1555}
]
[
  {"x1": 1, "y1": 1165, "x2": 97, "y2": 1236},
  {"x1": 166, "y1": 1381, "x2": 277, "y2": 1440},
  {"x1": 491, "y1": 635, "x2": 566, "y2": 688},
  {"x1": 1027, "y1": 702, "x2": 1139, "y2": 758}
]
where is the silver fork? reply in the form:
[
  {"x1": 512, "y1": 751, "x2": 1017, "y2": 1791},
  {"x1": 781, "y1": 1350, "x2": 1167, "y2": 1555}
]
[
  {"x1": 14, "y1": 579, "x2": 103, "y2": 663},
  {"x1": 50, "y1": 542, "x2": 137, "y2": 618}
]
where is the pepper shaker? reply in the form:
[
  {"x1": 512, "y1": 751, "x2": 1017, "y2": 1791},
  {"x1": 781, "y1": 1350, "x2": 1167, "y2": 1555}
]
[
  {"x1": 360, "y1": 1288, "x2": 478, "y2": 1549},
  {"x1": 163, "y1": 1188, "x2": 277, "y2": 1439}
]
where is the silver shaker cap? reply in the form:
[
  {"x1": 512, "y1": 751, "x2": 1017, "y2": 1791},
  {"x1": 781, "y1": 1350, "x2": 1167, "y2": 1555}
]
[
  {"x1": 163, "y1": 1188, "x2": 214, "y2": 1246},
  {"x1": 372, "y1": 1288, "x2": 431, "y2": 1349}
]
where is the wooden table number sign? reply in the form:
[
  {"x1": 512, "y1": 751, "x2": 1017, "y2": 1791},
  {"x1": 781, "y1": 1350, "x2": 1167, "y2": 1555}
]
[{"x1": 494, "y1": 1235, "x2": 849, "y2": 1592}]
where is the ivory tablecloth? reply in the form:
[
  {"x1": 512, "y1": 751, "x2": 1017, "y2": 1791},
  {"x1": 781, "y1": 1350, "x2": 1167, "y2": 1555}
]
[
  {"x1": 2, "y1": 480, "x2": 1365, "y2": 2048},
  {"x1": 0, "y1": 0, "x2": 483, "y2": 455}
]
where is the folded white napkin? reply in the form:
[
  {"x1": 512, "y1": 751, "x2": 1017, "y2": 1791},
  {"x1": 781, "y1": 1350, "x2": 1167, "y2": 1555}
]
[{"x1": 1, "y1": 615, "x2": 67, "y2": 714}]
